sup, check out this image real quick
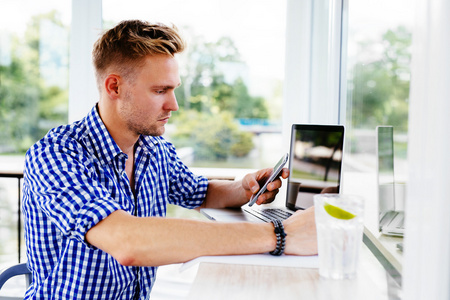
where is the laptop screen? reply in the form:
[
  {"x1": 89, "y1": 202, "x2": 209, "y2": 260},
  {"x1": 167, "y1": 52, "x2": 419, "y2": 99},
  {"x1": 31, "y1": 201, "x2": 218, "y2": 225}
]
[
  {"x1": 376, "y1": 126, "x2": 395, "y2": 214},
  {"x1": 286, "y1": 124, "x2": 345, "y2": 210}
]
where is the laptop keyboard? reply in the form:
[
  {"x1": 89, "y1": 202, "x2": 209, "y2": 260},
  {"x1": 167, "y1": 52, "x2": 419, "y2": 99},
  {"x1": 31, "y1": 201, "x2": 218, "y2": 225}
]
[
  {"x1": 243, "y1": 206, "x2": 293, "y2": 222},
  {"x1": 397, "y1": 217, "x2": 405, "y2": 229}
]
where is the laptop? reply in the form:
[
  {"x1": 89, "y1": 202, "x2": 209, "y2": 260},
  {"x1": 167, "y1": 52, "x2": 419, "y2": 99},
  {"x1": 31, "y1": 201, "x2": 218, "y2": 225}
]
[
  {"x1": 376, "y1": 126, "x2": 405, "y2": 237},
  {"x1": 201, "y1": 124, "x2": 345, "y2": 223}
]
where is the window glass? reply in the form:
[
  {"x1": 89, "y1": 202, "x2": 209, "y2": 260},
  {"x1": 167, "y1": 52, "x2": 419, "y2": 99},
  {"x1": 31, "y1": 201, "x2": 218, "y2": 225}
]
[
  {"x1": 344, "y1": 0, "x2": 413, "y2": 181},
  {"x1": 0, "y1": 0, "x2": 71, "y2": 266},
  {"x1": 103, "y1": 0, "x2": 287, "y2": 169}
]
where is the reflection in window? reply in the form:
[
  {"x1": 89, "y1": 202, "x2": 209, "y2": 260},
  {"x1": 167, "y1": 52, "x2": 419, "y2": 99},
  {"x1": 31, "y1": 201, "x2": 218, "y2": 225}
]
[{"x1": 344, "y1": 0, "x2": 413, "y2": 178}]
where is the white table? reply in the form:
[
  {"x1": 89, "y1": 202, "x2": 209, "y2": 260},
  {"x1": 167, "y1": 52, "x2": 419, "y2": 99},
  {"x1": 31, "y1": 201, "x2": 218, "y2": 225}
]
[{"x1": 186, "y1": 243, "x2": 400, "y2": 300}]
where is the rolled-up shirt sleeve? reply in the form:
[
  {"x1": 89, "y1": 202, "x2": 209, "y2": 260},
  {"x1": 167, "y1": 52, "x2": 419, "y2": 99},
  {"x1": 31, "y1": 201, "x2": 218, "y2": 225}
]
[{"x1": 23, "y1": 138, "x2": 126, "y2": 248}]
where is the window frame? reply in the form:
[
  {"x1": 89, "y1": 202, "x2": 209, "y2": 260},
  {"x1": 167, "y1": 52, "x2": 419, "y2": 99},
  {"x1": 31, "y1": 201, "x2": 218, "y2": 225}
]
[
  {"x1": 282, "y1": 0, "x2": 345, "y2": 149},
  {"x1": 68, "y1": 0, "x2": 102, "y2": 123}
]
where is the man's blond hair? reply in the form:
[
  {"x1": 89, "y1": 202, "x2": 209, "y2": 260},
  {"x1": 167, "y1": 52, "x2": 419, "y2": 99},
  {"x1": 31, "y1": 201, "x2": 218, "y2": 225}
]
[{"x1": 92, "y1": 20, "x2": 185, "y2": 92}]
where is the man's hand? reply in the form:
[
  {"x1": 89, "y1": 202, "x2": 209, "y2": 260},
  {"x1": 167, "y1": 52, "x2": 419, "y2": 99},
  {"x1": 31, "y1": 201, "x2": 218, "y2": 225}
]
[
  {"x1": 242, "y1": 167, "x2": 290, "y2": 205},
  {"x1": 283, "y1": 206, "x2": 318, "y2": 256}
]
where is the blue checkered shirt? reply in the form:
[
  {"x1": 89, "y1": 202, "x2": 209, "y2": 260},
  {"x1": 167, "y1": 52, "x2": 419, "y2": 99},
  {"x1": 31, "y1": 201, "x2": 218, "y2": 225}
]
[{"x1": 22, "y1": 105, "x2": 208, "y2": 299}]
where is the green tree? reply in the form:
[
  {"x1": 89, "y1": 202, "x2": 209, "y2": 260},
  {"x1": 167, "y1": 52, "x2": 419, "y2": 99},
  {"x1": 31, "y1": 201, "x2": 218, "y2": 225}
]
[
  {"x1": 175, "y1": 34, "x2": 269, "y2": 118},
  {"x1": 0, "y1": 11, "x2": 68, "y2": 153},
  {"x1": 172, "y1": 33, "x2": 269, "y2": 160},
  {"x1": 172, "y1": 110, "x2": 253, "y2": 161},
  {"x1": 350, "y1": 26, "x2": 411, "y2": 133},
  {"x1": 210, "y1": 78, "x2": 269, "y2": 119}
]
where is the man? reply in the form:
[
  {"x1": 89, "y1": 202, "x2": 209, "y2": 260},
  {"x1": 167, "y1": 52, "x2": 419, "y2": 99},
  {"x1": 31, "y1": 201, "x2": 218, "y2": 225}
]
[{"x1": 22, "y1": 20, "x2": 317, "y2": 299}]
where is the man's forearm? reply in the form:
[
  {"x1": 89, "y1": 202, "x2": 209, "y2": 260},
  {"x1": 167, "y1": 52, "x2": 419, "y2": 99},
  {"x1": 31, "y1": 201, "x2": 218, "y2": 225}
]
[
  {"x1": 198, "y1": 179, "x2": 249, "y2": 209},
  {"x1": 199, "y1": 167, "x2": 286, "y2": 209},
  {"x1": 85, "y1": 209, "x2": 276, "y2": 267}
]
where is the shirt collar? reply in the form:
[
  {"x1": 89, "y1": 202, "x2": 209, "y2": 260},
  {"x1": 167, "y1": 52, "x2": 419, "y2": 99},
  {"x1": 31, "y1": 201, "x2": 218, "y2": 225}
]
[
  {"x1": 83, "y1": 105, "x2": 161, "y2": 164},
  {"x1": 137, "y1": 134, "x2": 160, "y2": 155},
  {"x1": 84, "y1": 105, "x2": 123, "y2": 166}
]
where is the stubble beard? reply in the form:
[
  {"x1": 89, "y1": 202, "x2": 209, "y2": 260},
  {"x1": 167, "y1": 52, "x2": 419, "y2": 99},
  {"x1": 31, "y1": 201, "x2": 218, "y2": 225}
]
[{"x1": 120, "y1": 92, "x2": 166, "y2": 137}]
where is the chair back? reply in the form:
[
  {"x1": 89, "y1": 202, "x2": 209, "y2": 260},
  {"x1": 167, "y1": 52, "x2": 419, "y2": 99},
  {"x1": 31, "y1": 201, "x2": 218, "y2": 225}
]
[{"x1": 0, "y1": 263, "x2": 31, "y2": 297}]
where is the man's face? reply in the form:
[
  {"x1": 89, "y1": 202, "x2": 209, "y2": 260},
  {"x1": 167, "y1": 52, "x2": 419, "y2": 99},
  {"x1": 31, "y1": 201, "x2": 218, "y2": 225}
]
[{"x1": 118, "y1": 54, "x2": 180, "y2": 137}]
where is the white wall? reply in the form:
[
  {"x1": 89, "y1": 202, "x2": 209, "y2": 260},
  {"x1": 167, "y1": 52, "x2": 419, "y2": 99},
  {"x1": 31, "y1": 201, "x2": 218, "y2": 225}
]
[{"x1": 403, "y1": 0, "x2": 450, "y2": 299}]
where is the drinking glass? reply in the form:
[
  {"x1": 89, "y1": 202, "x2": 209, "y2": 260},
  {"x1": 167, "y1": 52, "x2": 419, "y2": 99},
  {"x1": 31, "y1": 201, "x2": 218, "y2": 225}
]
[{"x1": 314, "y1": 194, "x2": 364, "y2": 279}]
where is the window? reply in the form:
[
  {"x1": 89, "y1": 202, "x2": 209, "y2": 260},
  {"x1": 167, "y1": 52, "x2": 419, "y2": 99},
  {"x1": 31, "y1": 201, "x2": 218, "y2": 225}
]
[
  {"x1": 339, "y1": 0, "x2": 414, "y2": 288},
  {"x1": 103, "y1": 0, "x2": 287, "y2": 170},
  {"x1": 0, "y1": 1, "x2": 70, "y2": 154},
  {"x1": 343, "y1": 0, "x2": 413, "y2": 180},
  {"x1": 0, "y1": 0, "x2": 71, "y2": 266}
]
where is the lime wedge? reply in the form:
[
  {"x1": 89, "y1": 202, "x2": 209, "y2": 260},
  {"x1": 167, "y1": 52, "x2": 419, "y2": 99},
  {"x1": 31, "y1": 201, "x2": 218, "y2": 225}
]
[{"x1": 324, "y1": 202, "x2": 356, "y2": 220}]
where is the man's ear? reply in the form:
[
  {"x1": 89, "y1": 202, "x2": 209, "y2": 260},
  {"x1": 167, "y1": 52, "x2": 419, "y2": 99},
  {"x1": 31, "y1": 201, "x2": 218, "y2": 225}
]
[{"x1": 104, "y1": 75, "x2": 121, "y2": 99}]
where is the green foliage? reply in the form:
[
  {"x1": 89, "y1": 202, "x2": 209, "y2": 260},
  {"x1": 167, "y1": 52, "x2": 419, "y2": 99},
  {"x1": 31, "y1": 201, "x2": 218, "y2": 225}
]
[
  {"x1": 350, "y1": 26, "x2": 411, "y2": 133},
  {"x1": 172, "y1": 110, "x2": 254, "y2": 160},
  {"x1": 172, "y1": 33, "x2": 272, "y2": 161},
  {"x1": 176, "y1": 34, "x2": 269, "y2": 121},
  {"x1": 0, "y1": 11, "x2": 68, "y2": 153},
  {"x1": 230, "y1": 130, "x2": 254, "y2": 157},
  {"x1": 211, "y1": 78, "x2": 269, "y2": 119}
]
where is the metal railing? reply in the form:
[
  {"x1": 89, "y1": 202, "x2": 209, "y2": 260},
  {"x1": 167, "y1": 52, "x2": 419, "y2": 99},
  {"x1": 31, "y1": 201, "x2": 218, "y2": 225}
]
[{"x1": 0, "y1": 172, "x2": 23, "y2": 263}]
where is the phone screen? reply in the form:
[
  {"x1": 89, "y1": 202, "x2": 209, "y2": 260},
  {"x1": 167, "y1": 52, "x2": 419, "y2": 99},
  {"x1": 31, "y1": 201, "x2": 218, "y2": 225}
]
[{"x1": 248, "y1": 153, "x2": 289, "y2": 206}]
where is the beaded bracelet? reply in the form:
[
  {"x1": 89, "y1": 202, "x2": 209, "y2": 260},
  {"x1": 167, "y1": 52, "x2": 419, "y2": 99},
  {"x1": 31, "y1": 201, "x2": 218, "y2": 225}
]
[{"x1": 269, "y1": 219, "x2": 287, "y2": 256}]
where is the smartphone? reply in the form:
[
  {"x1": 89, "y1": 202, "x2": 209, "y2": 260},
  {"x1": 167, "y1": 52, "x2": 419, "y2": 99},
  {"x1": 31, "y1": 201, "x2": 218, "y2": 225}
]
[{"x1": 248, "y1": 153, "x2": 289, "y2": 207}]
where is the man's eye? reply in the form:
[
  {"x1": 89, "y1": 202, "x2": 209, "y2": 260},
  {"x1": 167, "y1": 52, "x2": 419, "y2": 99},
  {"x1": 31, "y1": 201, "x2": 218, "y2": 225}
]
[{"x1": 155, "y1": 90, "x2": 165, "y2": 94}]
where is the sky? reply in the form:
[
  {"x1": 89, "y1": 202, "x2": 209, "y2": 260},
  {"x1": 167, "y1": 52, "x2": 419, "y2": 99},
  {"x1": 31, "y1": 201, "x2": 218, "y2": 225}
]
[
  {"x1": 102, "y1": 0, "x2": 287, "y2": 82},
  {"x1": 0, "y1": 0, "x2": 72, "y2": 31}
]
